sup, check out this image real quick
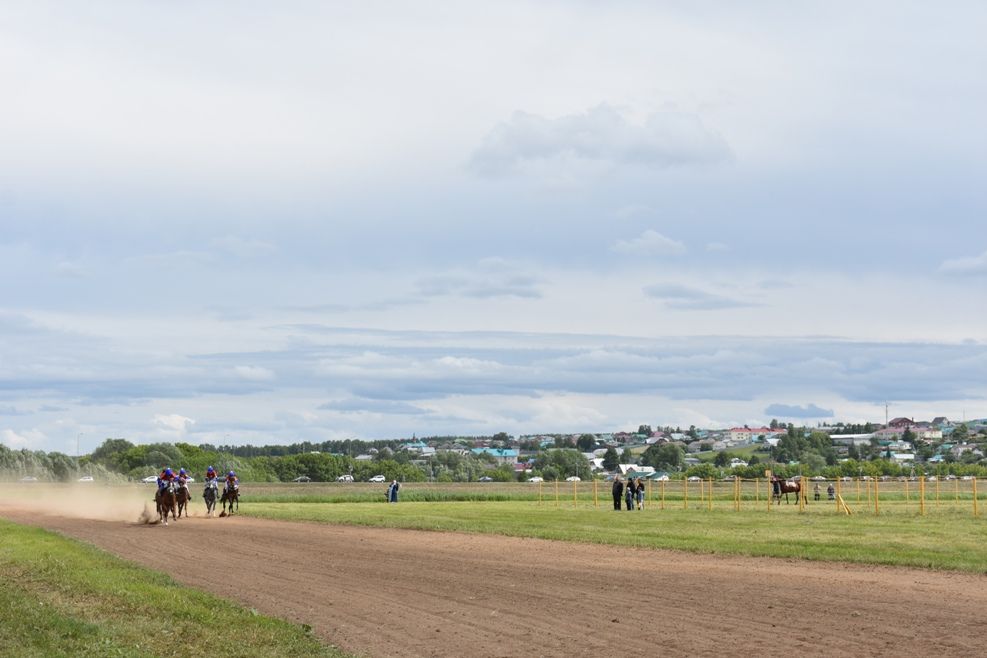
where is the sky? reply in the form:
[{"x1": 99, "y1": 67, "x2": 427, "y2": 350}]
[{"x1": 2, "y1": 1, "x2": 986, "y2": 453}]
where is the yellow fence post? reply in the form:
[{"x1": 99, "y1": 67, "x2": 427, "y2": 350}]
[
  {"x1": 974, "y1": 477, "x2": 979, "y2": 517},
  {"x1": 835, "y1": 478, "x2": 842, "y2": 512},
  {"x1": 874, "y1": 479, "x2": 880, "y2": 515},
  {"x1": 856, "y1": 478, "x2": 861, "y2": 504},
  {"x1": 683, "y1": 478, "x2": 688, "y2": 510},
  {"x1": 904, "y1": 479, "x2": 909, "y2": 512},
  {"x1": 593, "y1": 479, "x2": 598, "y2": 509},
  {"x1": 919, "y1": 477, "x2": 925, "y2": 516},
  {"x1": 755, "y1": 477, "x2": 759, "y2": 505},
  {"x1": 708, "y1": 477, "x2": 713, "y2": 512}
]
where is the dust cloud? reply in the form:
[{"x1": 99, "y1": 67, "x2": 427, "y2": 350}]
[{"x1": 0, "y1": 483, "x2": 202, "y2": 524}]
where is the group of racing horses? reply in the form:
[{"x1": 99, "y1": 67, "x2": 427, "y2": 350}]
[{"x1": 155, "y1": 478, "x2": 238, "y2": 524}]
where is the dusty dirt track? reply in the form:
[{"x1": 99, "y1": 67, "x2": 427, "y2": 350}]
[{"x1": 3, "y1": 503, "x2": 987, "y2": 657}]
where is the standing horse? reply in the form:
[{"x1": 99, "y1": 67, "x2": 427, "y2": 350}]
[
  {"x1": 771, "y1": 476, "x2": 802, "y2": 505},
  {"x1": 156, "y1": 480, "x2": 178, "y2": 525},
  {"x1": 220, "y1": 486, "x2": 239, "y2": 517},
  {"x1": 203, "y1": 480, "x2": 219, "y2": 517},
  {"x1": 175, "y1": 481, "x2": 191, "y2": 518}
]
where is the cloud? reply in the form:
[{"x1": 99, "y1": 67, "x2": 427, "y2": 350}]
[
  {"x1": 152, "y1": 414, "x2": 195, "y2": 437},
  {"x1": 940, "y1": 250, "x2": 987, "y2": 275},
  {"x1": 643, "y1": 283, "x2": 756, "y2": 310},
  {"x1": 470, "y1": 104, "x2": 731, "y2": 177},
  {"x1": 233, "y1": 366, "x2": 275, "y2": 381},
  {"x1": 318, "y1": 398, "x2": 428, "y2": 415},
  {"x1": 764, "y1": 403, "x2": 835, "y2": 419},
  {"x1": 611, "y1": 230, "x2": 686, "y2": 257},
  {"x1": 211, "y1": 235, "x2": 278, "y2": 259},
  {"x1": 1, "y1": 428, "x2": 46, "y2": 449},
  {"x1": 416, "y1": 259, "x2": 543, "y2": 299}
]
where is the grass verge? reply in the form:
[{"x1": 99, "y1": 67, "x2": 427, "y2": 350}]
[
  {"x1": 243, "y1": 500, "x2": 987, "y2": 573},
  {"x1": 0, "y1": 518, "x2": 350, "y2": 658}
]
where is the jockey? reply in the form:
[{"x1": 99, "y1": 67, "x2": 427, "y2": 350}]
[
  {"x1": 155, "y1": 467, "x2": 175, "y2": 502},
  {"x1": 224, "y1": 470, "x2": 239, "y2": 493},
  {"x1": 176, "y1": 468, "x2": 191, "y2": 491},
  {"x1": 157, "y1": 467, "x2": 175, "y2": 490},
  {"x1": 203, "y1": 466, "x2": 218, "y2": 494}
]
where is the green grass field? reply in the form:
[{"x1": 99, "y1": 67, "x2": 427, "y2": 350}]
[
  {"x1": 0, "y1": 519, "x2": 349, "y2": 658},
  {"x1": 241, "y1": 478, "x2": 987, "y2": 575}
]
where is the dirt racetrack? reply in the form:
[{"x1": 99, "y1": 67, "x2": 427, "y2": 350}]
[{"x1": 3, "y1": 497, "x2": 987, "y2": 657}]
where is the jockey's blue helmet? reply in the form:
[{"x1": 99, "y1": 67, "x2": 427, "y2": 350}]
[
  {"x1": 179, "y1": 468, "x2": 186, "y2": 475},
  {"x1": 228, "y1": 470, "x2": 236, "y2": 477},
  {"x1": 207, "y1": 466, "x2": 215, "y2": 472},
  {"x1": 164, "y1": 468, "x2": 173, "y2": 476}
]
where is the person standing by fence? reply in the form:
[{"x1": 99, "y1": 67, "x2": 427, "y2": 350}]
[
  {"x1": 611, "y1": 476, "x2": 624, "y2": 511},
  {"x1": 388, "y1": 479, "x2": 400, "y2": 503},
  {"x1": 635, "y1": 478, "x2": 645, "y2": 510}
]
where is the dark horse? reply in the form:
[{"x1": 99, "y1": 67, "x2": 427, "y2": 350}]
[
  {"x1": 203, "y1": 480, "x2": 219, "y2": 517},
  {"x1": 176, "y1": 481, "x2": 191, "y2": 518},
  {"x1": 220, "y1": 486, "x2": 239, "y2": 517},
  {"x1": 771, "y1": 476, "x2": 802, "y2": 505},
  {"x1": 156, "y1": 480, "x2": 178, "y2": 525}
]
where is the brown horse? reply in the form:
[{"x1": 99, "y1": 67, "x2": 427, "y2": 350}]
[
  {"x1": 156, "y1": 480, "x2": 178, "y2": 524},
  {"x1": 220, "y1": 486, "x2": 239, "y2": 517},
  {"x1": 176, "y1": 481, "x2": 191, "y2": 518},
  {"x1": 772, "y1": 476, "x2": 802, "y2": 505}
]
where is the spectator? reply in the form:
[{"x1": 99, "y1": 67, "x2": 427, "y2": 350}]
[
  {"x1": 611, "y1": 476, "x2": 624, "y2": 511},
  {"x1": 388, "y1": 479, "x2": 400, "y2": 503},
  {"x1": 635, "y1": 477, "x2": 645, "y2": 510},
  {"x1": 827, "y1": 483, "x2": 836, "y2": 500},
  {"x1": 814, "y1": 483, "x2": 821, "y2": 501}
]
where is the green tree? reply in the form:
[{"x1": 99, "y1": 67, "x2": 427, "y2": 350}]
[
  {"x1": 640, "y1": 443, "x2": 683, "y2": 471},
  {"x1": 602, "y1": 447, "x2": 619, "y2": 471},
  {"x1": 576, "y1": 434, "x2": 597, "y2": 452},
  {"x1": 620, "y1": 448, "x2": 635, "y2": 465}
]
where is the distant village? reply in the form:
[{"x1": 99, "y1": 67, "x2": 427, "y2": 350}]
[{"x1": 357, "y1": 415, "x2": 987, "y2": 482}]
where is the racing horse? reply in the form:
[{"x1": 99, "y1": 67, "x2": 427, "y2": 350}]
[
  {"x1": 175, "y1": 480, "x2": 192, "y2": 518},
  {"x1": 220, "y1": 485, "x2": 239, "y2": 517},
  {"x1": 771, "y1": 476, "x2": 802, "y2": 505},
  {"x1": 156, "y1": 480, "x2": 178, "y2": 525},
  {"x1": 203, "y1": 479, "x2": 219, "y2": 517}
]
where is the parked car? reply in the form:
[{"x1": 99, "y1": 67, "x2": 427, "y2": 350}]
[
  {"x1": 527, "y1": 476, "x2": 544, "y2": 483},
  {"x1": 19, "y1": 476, "x2": 38, "y2": 482},
  {"x1": 292, "y1": 476, "x2": 312, "y2": 483},
  {"x1": 78, "y1": 475, "x2": 94, "y2": 482},
  {"x1": 368, "y1": 474, "x2": 386, "y2": 483},
  {"x1": 565, "y1": 476, "x2": 581, "y2": 482},
  {"x1": 478, "y1": 476, "x2": 494, "y2": 482},
  {"x1": 336, "y1": 474, "x2": 354, "y2": 482},
  {"x1": 687, "y1": 476, "x2": 701, "y2": 481},
  {"x1": 141, "y1": 475, "x2": 158, "y2": 484}
]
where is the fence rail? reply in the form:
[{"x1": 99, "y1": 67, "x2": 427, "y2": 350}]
[{"x1": 531, "y1": 477, "x2": 982, "y2": 517}]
